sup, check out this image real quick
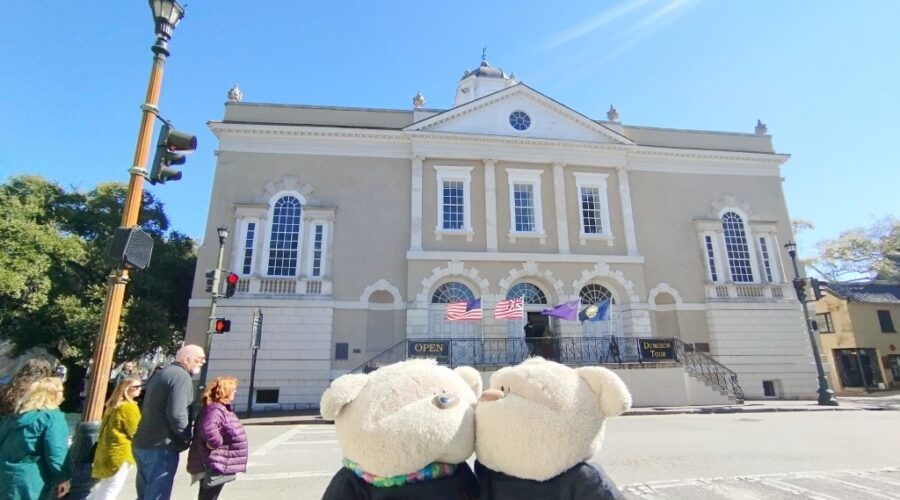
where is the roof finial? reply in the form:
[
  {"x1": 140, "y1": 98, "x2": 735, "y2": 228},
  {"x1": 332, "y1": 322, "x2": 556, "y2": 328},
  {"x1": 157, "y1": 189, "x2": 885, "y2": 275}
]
[
  {"x1": 607, "y1": 105, "x2": 619, "y2": 123},
  {"x1": 755, "y1": 119, "x2": 768, "y2": 135},
  {"x1": 482, "y1": 47, "x2": 487, "y2": 62},
  {"x1": 413, "y1": 90, "x2": 426, "y2": 109},
  {"x1": 227, "y1": 84, "x2": 243, "y2": 103}
]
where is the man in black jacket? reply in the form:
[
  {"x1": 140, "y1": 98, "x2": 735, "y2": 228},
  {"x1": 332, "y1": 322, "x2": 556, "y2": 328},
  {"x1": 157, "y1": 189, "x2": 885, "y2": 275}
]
[{"x1": 132, "y1": 344, "x2": 205, "y2": 500}]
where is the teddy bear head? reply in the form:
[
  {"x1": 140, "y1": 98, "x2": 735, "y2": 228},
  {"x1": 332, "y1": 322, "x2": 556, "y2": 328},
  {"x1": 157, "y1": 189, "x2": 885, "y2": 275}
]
[
  {"x1": 320, "y1": 358, "x2": 483, "y2": 477},
  {"x1": 475, "y1": 357, "x2": 631, "y2": 481}
]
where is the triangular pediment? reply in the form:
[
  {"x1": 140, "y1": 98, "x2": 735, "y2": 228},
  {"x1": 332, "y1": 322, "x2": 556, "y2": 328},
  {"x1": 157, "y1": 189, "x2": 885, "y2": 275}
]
[{"x1": 406, "y1": 84, "x2": 633, "y2": 145}]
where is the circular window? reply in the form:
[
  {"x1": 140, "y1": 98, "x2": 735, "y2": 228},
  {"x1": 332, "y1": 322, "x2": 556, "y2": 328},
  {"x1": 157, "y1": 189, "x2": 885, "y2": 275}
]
[{"x1": 509, "y1": 110, "x2": 531, "y2": 131}]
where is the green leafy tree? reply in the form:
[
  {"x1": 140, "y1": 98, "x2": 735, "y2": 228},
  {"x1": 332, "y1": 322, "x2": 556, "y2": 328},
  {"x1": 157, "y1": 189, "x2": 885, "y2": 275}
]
[
  {"x1": 0, "y1": 175, "x2": 197, "y2": 365},
  {"x1": 809, "y1": 216, "x2": 899, "y2": 281}
]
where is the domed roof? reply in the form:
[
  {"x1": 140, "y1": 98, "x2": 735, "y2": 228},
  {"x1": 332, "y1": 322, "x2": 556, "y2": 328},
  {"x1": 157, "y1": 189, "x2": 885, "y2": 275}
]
[{"x1": 472, "y1": 60, "x2": 506, "y2": 78}]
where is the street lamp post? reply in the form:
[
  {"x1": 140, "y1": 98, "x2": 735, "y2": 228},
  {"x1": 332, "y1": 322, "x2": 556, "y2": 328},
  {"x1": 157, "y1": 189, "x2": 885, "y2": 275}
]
[
  {"x1": 67, "y1": 2, "x2": 186, "y2": 497},
  {"x1": 198, "y1": 226, "x2": 228, "y2": 393},
  {"x1": 784, "y1": 241, "x2": 839, "y2": 406}
]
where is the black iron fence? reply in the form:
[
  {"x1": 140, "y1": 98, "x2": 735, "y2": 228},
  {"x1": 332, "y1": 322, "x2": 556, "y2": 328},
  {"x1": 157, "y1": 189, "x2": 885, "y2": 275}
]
[{"x1": 348, "y1": 336, "x2": 743, "y2": 402}]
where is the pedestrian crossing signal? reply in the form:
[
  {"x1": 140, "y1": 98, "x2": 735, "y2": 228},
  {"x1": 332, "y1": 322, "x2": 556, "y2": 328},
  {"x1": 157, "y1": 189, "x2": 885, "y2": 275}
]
[{"x1": 213, "y1": 318, "x2": 231, "y2": 334}]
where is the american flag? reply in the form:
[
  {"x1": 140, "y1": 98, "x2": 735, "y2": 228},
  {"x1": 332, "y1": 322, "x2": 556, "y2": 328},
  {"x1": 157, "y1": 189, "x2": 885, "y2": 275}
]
[
  {"x1": 445, "y1": 298, "x2": 482, "y2": 321},
  {"x1": 493, "y1": 297, "x2": 524, "y2": 320}
]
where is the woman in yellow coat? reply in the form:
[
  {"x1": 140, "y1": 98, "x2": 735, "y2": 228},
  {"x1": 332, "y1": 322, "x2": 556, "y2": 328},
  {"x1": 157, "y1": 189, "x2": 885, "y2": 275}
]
[{"x1": 88, "y1": 376, "x2": 142, "y2": 500}]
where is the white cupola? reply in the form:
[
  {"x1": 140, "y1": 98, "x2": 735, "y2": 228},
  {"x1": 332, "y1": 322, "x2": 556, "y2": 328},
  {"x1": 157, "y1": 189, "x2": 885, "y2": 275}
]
[{"x1": 454, "y1": 50, "x2": 517, "y2": 106}]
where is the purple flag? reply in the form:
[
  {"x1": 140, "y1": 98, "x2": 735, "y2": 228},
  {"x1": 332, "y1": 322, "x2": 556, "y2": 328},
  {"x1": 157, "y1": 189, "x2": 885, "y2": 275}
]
[{"x1": 541, "y1": 299, "x2": 580, "y2": 321}]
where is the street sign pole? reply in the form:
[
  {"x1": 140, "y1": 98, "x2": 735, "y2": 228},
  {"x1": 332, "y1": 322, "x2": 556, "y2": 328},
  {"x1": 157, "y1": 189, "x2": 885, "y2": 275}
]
[{"x1": 247, "y1": 308, "x2": 263, "y2": 418}]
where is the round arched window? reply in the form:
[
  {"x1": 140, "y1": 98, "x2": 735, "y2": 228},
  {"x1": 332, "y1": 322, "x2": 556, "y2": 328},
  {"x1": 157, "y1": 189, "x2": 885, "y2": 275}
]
[
  {"x1": 507, "y1": 283, "x2": 547, "y2": 304},
  {"x1": 431, "y1": 282, "x2": 475, "y2": 303},
  {"x1": 508, "y1": 110, "x2": 531, "y2": 131},
  {"x1": 579, "y1": 284, "x2": 615, "y2": 305}
]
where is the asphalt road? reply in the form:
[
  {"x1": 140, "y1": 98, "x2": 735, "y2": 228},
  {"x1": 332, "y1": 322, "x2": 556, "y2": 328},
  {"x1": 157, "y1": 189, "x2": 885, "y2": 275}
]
[{"x1": 111, "y1": 410, "x2": 898, "y2": 499}]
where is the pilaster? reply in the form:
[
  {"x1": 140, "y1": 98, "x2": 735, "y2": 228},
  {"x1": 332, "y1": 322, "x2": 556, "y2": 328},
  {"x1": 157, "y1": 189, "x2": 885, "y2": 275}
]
[
  {"x1": 410, "y1": 156, "x2": 424, "y2": 251},
  {"x1": 617, "y1": 167, "x2": 639, "y2": 256},
  {"x1": 484, "y1": 159, "x2": 498, "y2": 251},
  {"x1": 553, "y1": 162, "x2": 570, "y2": 253}
]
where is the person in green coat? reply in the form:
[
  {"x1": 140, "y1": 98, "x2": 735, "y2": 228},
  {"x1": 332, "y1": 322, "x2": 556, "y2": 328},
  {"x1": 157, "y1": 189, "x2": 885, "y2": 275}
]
[
  {"x1": 0, "y1": 376, "x2": 71, "y2": 500},
  {"x1": 88, "y1": 376, "x2": 142, "y2": 500}
]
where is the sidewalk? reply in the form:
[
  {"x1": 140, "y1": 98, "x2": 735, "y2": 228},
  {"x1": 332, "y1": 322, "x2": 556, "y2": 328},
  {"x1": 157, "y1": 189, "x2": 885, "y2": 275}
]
[{"x1": 238, "y1": 390, "x2": 900, "y2": 426}]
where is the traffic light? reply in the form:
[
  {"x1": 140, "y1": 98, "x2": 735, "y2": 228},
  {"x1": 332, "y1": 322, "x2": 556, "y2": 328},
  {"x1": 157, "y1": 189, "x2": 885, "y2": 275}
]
[
  {"x1": 809, "y1": 278, "x2": 827, "y2": 301},
  {"x1": 213, "y1": 318, "x2": 231, "y2": 334},
  {"x1": 148, "y1": 123, "x2": 197, "y2": 185},
  {"x1": 205, "y1": 269, "x2": 221, "y2": 294},
  {"x1": 224, "y1": 272, "x2": 239, "y2": 298},
  {"x1": 793, "y1": 277, "x2": 808, "y2": 302}
]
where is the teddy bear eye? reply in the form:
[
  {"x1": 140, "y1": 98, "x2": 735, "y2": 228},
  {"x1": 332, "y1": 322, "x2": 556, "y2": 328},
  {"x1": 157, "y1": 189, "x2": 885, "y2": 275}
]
[{"x1": 500, "y1": 385, "x2": 505, "y2": 392}]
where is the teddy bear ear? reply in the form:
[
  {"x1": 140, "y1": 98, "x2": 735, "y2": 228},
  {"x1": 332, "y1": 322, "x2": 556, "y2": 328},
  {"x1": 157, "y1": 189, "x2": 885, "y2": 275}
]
[
  {"x1": 454, "y1": 366, "x2": 483, "y2": 396},
  {"x1": 575, "y1": 366, "x2": 633, "y2": 417},
  {"x1": 320, "y1": 373, "x2": 368, "y2": 419}
]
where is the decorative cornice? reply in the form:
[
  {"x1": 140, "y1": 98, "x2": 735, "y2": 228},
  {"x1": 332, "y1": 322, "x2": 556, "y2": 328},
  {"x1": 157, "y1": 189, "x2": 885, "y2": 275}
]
[
  {"x1": 406, "y1": 130, "x2": 631, "y2": 153},
  {"x1": 211, "y1": 123, "x2": 788, "y2": 173}
]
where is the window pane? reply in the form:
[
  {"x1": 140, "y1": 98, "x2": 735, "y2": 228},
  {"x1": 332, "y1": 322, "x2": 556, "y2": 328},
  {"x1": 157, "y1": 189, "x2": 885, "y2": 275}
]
[
  {"x1": 579, "y1": 284, "x2": 615, "y2": 305},
  {"x1": 507, "y1": 283, "x2": 547, "y2": 304},
  {"x1": 581, "y1": 187, "x2": 603, "y2": 234},
  {"x1": 878, "y1": 310, "x2": 896, "y2": 333},
  {"x1": 431, "y1": 282, "x2": 475, "y2": 303},
  {"x1": 759, "y1": 237, "x2": 773, "y2": 283},
  {"x1": 242, "y1": 222, "x2": 256, "y2": 275},
  {"x1": 705, "y1": 235, "x2": 719, "y2": 282},
  {"x1": 311, "y1": 224, "x2": 324, "y2": 278},
  {"x1": 513, "y1": 183, "x2": 535, "y2": 232},
  {"x1": 721, "y1": 212, "x2": 754, "y2": 282},
  {"x1": 267, "y1": 196, "x2": 302, "y2": 276},
  {"x1": 442, "y1": 181, "x2": 464, "y2": 230}
]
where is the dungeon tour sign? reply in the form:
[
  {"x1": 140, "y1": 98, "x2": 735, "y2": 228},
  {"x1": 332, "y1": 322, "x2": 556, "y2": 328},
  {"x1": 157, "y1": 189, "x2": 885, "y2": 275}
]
[{"x1": 638, "y1": 338, "x2": 675, "y2": 360}]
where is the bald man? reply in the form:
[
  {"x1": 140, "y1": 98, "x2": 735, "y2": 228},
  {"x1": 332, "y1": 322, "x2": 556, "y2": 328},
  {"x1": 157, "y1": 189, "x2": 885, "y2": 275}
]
[{"x1": 132, "y1": 344, "x2": 206, "y2": 500}]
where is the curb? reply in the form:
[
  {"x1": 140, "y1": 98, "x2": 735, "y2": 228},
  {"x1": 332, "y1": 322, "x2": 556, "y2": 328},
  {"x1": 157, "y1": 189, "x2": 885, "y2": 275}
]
[{"x1": 239, "y1": 400, "x2": 899, "y2": 425}]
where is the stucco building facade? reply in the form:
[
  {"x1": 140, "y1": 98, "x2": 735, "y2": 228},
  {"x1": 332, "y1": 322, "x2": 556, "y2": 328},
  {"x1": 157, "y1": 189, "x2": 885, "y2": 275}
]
[
  {"x1": 186, "y1": 58, "x2": 821, "y2": 409},
  {"x1": 814, "y1": 281, "x2": 900, "y2": 392}
]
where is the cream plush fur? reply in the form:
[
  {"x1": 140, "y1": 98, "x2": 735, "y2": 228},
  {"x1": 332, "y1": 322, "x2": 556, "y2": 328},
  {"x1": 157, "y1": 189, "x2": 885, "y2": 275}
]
[
  {"x1": 476, "y1": 357, "x2": 632, "y2": 481},
  {"x1": 320, "y1": 359, "x2": 483, "y2": 477}
]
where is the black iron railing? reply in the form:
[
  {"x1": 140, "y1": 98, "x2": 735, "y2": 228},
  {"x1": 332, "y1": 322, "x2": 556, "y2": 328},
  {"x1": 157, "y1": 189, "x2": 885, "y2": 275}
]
[
  {"x1": 348, "y1": 339, "x2": 407, "y2": 374},
  {"x1": 347, "y1": 336, "x2": 743, "y2": 402},
  {"x1": 672, "y1": 338, "x2": 744, "y2": 402}
]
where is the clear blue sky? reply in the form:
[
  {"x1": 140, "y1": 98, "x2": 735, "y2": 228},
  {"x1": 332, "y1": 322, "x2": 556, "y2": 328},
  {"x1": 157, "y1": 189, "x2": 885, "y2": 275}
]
[{"x1": 1, "y1": 1, "x2": 897, "y2": 256}]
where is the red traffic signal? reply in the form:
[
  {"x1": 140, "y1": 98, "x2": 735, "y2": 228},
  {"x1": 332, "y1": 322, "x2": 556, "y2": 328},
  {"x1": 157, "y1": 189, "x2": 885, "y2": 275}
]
[
  {"x1": 213, "y1": 318, "x2": 231, "y2": 334},
  {"x1": 224, "y1": 273, "x2": 239, "y2": 298}
]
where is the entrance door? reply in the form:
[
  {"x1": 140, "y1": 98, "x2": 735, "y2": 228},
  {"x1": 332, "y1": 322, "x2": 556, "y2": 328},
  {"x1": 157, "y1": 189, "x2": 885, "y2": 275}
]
[{"x1": 834, "y1": 348, "x2": 883, "y2": 388}]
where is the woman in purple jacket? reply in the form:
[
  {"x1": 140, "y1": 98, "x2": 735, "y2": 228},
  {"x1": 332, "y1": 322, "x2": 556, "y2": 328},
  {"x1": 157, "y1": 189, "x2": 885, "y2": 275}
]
[{"x1": 186, "y1": 376, "x2": 248, "y2": 500}]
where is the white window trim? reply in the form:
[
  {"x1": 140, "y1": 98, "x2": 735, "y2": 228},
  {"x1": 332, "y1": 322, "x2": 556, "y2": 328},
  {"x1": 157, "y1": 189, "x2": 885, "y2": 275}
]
[
  {"x1": 262, "y1": 190, "x2": 306, "y2": 278},
  {"x1": 306, "y1": 221, "x2": 327, "y2": 279},
  {"x1": 434, "y1": 166, "x2": 474, "y2": 242},
  {"x1": 573, "y1": 172, "x2": 612, "y2": 245},
  {"x1": 506, "y1": 168, "x2": 545, "y2": 243}
]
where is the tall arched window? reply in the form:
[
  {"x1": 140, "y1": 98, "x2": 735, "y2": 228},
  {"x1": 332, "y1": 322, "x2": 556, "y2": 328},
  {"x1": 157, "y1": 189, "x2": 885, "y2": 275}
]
[
  {"x1": 267, "y1": 196, "x2": 303, "y2": 276},
  {"x1": 721, "y1": 211, "x2": 754, "y2": 282},
  {"x1": 579, "y1": 284, "x2": 615, "y2": 305},
  {"x1": 507, "y1": 283, "x2": 547, "y2": 304},
  {"x1": 431, "y1": 282, "x2": 475, "y2": 303}
]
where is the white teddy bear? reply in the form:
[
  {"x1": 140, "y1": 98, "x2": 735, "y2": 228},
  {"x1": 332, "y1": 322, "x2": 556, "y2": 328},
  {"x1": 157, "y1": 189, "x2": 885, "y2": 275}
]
[
  {"x1": 475, "y1": 357, "x2": 631, "y2": 499},
  {"x1": 320, "y1": 358, "x2": 482, "y2": 499}
]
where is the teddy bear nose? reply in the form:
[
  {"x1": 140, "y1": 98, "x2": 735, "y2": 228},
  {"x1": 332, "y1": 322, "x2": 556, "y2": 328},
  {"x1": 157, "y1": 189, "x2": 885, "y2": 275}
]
[
  {"x1": 479, "y1": 389, "x2": 504, "y2": 402},
  {"x1": 432, "y1": 394, "x2": 459, "y2": 409}
]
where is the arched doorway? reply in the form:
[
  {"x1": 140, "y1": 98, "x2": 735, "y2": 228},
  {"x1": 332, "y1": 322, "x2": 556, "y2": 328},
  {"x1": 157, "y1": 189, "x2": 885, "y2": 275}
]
[
  {"x1": 428, "y1": 281, "x2": 480, "y2": 338},
  {"x1": 579, "y1": 284, "x2": 622, "y2": 336}
]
